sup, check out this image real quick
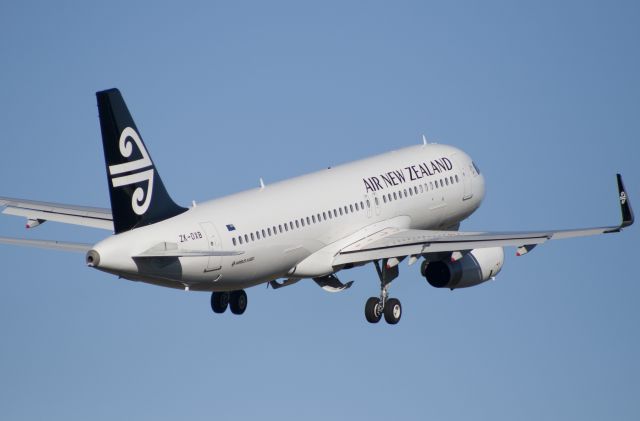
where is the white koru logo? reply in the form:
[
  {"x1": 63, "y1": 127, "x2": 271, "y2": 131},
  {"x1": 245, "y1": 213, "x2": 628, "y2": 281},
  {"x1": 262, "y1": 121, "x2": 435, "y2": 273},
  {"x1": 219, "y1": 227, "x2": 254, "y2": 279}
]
[
  {"x1": 108, "y1": 127, "x2": 154, "y2": 215},
  {"x1": 620, "y1": 191, "x2": 627, "y2": 206}
]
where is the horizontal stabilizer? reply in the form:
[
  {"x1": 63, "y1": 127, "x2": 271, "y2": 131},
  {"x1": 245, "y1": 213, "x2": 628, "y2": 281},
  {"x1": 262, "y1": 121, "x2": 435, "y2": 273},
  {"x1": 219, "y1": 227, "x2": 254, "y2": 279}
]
[
  {"x1": 0, "y1": 236, "x2": 92, "y2": 253},
  {"x1": 0, "y1": 196, "x2": 113, "y2": 230}
]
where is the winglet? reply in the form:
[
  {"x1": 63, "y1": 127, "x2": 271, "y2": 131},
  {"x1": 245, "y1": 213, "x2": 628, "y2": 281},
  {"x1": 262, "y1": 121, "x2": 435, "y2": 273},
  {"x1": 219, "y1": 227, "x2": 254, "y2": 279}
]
[{"x1": 617, "y1": 174, "x2": 634, "y2": 229}]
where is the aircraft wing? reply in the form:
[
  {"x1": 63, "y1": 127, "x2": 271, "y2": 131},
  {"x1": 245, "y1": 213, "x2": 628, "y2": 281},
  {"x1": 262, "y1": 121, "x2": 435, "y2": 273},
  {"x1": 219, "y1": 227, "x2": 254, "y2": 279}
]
[
  {"x1": 334, "y1": 174, "x2": 634, "y2": 266},
  {"x1": 0, "y1": 196, "x2": 113, "y2": 230}
]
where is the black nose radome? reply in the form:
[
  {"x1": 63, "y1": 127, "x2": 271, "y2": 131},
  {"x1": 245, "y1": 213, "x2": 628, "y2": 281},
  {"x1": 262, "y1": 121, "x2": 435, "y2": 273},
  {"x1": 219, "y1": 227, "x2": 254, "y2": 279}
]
[{"x1": 86, "y1": 250, "x2": 100, "y2": 267}]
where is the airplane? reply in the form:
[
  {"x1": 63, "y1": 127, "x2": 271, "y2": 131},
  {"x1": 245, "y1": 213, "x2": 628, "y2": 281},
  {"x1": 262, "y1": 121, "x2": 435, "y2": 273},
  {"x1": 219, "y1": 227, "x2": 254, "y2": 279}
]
[{"x1": 0, "y1": 89, "x2": 634, "y2": 325}]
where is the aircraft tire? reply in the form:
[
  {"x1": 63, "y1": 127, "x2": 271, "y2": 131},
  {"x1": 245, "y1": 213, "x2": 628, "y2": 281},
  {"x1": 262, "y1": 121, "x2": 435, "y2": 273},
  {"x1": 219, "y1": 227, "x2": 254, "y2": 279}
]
[
  {"x1": 229, "y1": 290, "x2": 248, "y2": 315},
  {"x1": 384, "y1": 298, "x2": 402, "y2": 325},
  {"x1": 211, "y1": 291, "x2": 230, "y2": 314},
  {"x1": 365, "y1": 297, "x2": 383, "y2": 323}
]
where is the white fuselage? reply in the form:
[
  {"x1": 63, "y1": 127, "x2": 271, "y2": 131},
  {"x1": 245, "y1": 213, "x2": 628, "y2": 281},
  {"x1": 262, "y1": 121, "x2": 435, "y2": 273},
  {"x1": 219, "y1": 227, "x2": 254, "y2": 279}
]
[{"x1": 90, "y1": 143, "x2": 485, "y2": 291}]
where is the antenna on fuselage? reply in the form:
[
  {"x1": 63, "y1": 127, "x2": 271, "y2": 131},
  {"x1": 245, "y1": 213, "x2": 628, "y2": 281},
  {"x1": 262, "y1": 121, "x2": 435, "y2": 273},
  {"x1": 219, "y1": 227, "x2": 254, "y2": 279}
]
[
  {"x1": 422, "y1": 134, "x2": 428, "y2": 145},
  {"x1": 259, "y1": 178, "x2": 265, "y2": 190}
]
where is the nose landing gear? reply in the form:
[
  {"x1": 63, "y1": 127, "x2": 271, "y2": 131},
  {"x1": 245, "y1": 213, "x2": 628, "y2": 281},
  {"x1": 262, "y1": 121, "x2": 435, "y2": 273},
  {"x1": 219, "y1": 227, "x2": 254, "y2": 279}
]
[
  {"x1": 211, "y1": 290, "x2": 247, "y2": 315},
  {"x1": 364, "y1": 259, "x2": 402, "y2": 325}
]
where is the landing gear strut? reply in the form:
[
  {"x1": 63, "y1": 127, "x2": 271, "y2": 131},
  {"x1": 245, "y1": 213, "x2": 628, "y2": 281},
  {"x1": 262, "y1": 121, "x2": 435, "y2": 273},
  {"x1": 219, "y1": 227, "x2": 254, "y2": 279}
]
[
  {"x1": 211, "y1": 290, "x2": 247, "y2": 315},
  {"x1": 364, "y1": 259, "x2": 402, "y2": 325}
]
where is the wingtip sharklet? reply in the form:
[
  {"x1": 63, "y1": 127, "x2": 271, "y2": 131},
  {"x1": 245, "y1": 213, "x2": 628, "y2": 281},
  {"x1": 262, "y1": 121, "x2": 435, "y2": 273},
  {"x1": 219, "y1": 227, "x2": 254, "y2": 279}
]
[{"x1": 616, "y1": 173, "x2": 634, "y2": 229}]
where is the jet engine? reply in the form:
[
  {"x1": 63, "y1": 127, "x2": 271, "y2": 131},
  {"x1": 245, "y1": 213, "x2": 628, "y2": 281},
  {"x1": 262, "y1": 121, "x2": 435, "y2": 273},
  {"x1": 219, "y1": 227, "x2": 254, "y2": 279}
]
[{"x1": 422, "y1": 247, "x2": 504, "y2": 290}]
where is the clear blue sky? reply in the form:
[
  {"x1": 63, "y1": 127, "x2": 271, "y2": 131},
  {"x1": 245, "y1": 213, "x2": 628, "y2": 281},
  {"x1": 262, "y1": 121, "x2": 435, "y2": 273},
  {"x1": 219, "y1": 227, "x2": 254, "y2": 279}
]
[{"x1": 1, "y1": 1, "x2": 638, "y2": 420}]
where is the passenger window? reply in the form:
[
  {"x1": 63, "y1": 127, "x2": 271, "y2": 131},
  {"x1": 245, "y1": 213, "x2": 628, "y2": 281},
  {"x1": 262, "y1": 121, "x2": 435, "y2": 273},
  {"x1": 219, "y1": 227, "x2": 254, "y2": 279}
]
[
  {"x1": 383, "y1": 195, "x2": 387, "y2": 203},
  {"x1": 455, "y1": 175, "x2": 459, "y2": 183},
  {"x1": 445, "y1": 178, "x2": 449, "y2": 186},
  {"x1": 344, "y1": 206, "x2": 348, "y2": 214},
  {"x1": 268, "y1": 227, "x2": 272, "y2": 236},
  {"x1": 290, "y1": 221, "x2": 294, "y2": 230},
  {"x1": 312, "y1": 215, "x2": 316, "y2": 224},
  {"x1": 393, "y1": 192, "x2": 397, "y2": 200},
  {"x1": 366, "y1": 200, "x2": 370, "y2": 208},
  {"x1": 256, "y1": 231, "x2": 261, "y2": 240},
  {"x1": 232, "y1": 237, "x2": 237, "y2": 246},
  {"x1": 262, "y1": 229, "x2": 266, "y2": 238},
  {"x1": 409, "y1": 188, "x2": 413, "y2": 196},
  {"x1": 250, "y1": 233, "x2": 255, "y2": 241},
  {"x1": 360, "y1": 201, "x2": 364, "y2": 209},
  {"x1": 333, "y1": 209, "x2": 338, "y2": 217},
  {"x1": 278, "y1": 225, "x2": 283, "y2": 233},
  {"x1": 419, "y1": 184, "x2": 424, "y2": 193},
  {"x1": 350, "y1": 204, "x2": 354, "y2": 212},
  {"x1": 355, "y1": 203, "x2": 359, "y2": 211},
  {"x1": 440, "y1": 179, "x2": 444, "y2": 187},
  {"x1": 323, "y1": 212, "x2": 327, "y2": 220},
  {"x1": 244, "y1": 234, "x2": 249, "y2": 243},
  {"x1": 239, "y1": 236, "x2": 243, "y2": 245},
  {"x1": 339, "y1": 208, "x2": 343, "y2": 216}
]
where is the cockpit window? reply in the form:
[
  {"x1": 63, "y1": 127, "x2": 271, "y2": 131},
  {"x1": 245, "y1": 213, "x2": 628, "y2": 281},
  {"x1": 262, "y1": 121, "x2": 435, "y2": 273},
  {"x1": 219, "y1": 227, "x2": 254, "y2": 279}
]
[{"x1": 472, "y1": 161, "x2": 481, "y2": 175}]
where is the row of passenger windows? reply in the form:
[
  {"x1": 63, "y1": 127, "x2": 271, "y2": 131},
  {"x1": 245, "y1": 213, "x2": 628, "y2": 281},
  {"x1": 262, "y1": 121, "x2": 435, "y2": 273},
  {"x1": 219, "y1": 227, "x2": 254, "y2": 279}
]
[
  {"x1": 231, "y1": 174, "x2": 461, "y2": 247},
  {"x1": 232, "y1": 199, "x2": 371, "y2": 246},
  {"x1": 381, "y1": 174, "x2": 459, "y2": 205}
]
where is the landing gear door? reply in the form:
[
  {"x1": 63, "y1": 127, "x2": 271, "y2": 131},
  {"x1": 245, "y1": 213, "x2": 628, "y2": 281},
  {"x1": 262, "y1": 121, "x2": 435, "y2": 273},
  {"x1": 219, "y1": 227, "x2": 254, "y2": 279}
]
[{"x1": 200, "y1": 222, "x2": 222, "y2": 272}]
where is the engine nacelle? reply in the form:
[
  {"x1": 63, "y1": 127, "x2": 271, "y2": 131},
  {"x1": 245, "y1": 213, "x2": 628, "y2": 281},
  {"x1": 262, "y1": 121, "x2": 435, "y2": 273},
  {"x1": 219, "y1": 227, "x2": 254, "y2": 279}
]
[{"x1": 422, "y1": 247, "x2": 504, "y2": 290}]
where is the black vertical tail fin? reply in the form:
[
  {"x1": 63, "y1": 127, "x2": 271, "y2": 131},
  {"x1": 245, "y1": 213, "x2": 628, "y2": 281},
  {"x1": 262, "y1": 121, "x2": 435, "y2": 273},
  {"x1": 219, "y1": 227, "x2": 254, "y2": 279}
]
[{"x1": 96, "y1": 88, "x2": 187, "y2": 234}]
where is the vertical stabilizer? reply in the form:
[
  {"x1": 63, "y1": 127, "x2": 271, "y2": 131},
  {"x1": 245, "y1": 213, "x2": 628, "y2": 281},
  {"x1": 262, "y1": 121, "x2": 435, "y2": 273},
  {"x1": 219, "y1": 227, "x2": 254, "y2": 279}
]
[{"x1": 96, "y1": 88, "x2": 186, "y2": 234}]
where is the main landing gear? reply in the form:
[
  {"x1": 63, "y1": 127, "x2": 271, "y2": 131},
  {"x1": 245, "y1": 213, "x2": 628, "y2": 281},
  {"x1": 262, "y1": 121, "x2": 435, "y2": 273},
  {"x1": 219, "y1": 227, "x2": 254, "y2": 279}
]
[
  {"x1": 211, "y1": 290, "x2": 247, "y2": 315},
  {"x1": 364, "y1": 259, "x2": 402, "y2": 325}
]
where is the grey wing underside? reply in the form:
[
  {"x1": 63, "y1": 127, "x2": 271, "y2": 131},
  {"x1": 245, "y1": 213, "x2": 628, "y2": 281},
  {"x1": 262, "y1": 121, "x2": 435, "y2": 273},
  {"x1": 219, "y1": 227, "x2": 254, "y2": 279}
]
[
  {"x1": 334, "y1": 174, "x2": 634, "y2": 266},
  {"x1": 0, "y1": 196, "x2": 113, "y2": 230}
]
